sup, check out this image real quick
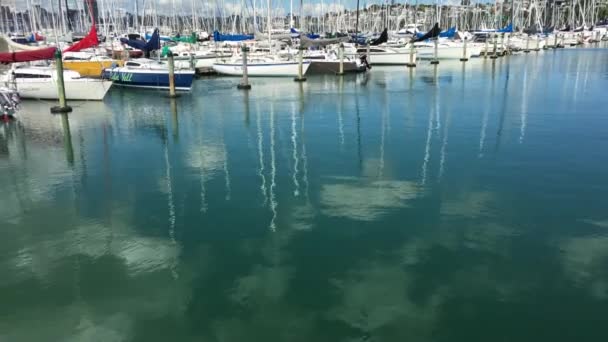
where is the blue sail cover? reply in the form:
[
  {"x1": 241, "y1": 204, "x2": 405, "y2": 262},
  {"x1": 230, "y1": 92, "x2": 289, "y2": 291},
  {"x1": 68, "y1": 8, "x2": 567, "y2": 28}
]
[
  {"x1": 498, "y1": 23, "x2": 513, "y2": 33},
  {"x1": 439, "y1": 27, "x2": 456, "y2": 38},
  {"x1": 213, "y1": 31, "x2": 254, "y2": 42},
  {"x1": 417, "y1": 27, "x2": 455, "y2": 39},
  {"x1": 145, "y1": 32, "x2": 172, "y2": 42},
  {"x1": 351, "y1": 34, "x2": 367, "y2": 45},
  {"x1": 120, "y1": 29, "x2": 161, "y2": 52},
  {"x1": 290, "y1": 28, "x2": 320, "y2": 39}
]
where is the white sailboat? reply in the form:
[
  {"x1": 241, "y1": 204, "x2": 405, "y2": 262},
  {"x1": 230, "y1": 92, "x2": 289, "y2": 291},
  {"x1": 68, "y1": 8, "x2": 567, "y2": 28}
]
[
  {"x1": 2, "y1": 66, "x2": 112, "y2": 101},
  {"x1": 213, "y1": 55, "x2": 311, "y2": 77},
  {"x1": 344, "y1": 43, "x2": 416, "y2": 65}
]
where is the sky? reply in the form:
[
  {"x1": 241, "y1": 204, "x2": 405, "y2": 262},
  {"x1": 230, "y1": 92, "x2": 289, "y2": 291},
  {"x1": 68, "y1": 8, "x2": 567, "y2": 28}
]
[{"x1": 16, "y1": 0, "x2": 467, "y2": 16}]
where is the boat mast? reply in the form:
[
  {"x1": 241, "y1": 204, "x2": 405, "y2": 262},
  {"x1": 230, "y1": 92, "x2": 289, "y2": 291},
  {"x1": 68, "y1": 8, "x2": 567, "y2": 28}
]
[
  {"x1": 267, "y1": 0, "x2": 271, "y2": 51},
  {"x1": 134, "y1": 0, "x2": 139, "y2": 31},
  {"x1": 290, "y1": 0, "x2": 293, "y2": 28},
  {"x1": 192, "y1": 0, "x2": 197, "y2": 32},
  {"x1": 64, "y1": 0, "x2": 72, "y2": 31},
  {"x1": 355, "y1": 0, "x2": 360, "y2": 46}
]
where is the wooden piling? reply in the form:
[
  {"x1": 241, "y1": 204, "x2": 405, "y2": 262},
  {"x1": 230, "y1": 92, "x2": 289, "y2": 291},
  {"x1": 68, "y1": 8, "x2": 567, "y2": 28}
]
[
  {"x1": 50, "y1": 49, "x2": 72, "y2": 114},
  {"x1": 430, "y1": 38, "x2": 439, "y2": 65},
  {"x1": 484, "y1": 39, "x2": 489, "y2": 58},
  {"x1": 460, "y1": 37, "x2": 468, "y2": 62},
  {"x1": 406, "y1": 43, "x2": 416, "y2": 67},
  {"x1": 237, "y1": 45, "x2": 252, "y2": 89},
  {"x1": 524, "y1": 35, "x2": 531, "y2": 53},
  {"x1": 294, "y1": 47, "x2": 307, "y2": 82},
  {"x1": 168, "y1": 53, "x2": 178, "y2": 98},
  {"x1": 490, "y1": 33, "x2": 498, "y2": 59},
  {"x1": 553, "y1": 33, "x2": 558, "y2": 49},
  {"x1": 337, "y1": 43, "x2": 344, "y2": 75}
]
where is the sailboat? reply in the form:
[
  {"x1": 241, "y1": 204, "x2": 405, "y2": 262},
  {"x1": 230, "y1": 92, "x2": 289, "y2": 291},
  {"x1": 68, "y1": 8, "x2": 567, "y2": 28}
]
[
  {"x1": 0, "y1": 41, "x2": 112, "y2": 101},
  {"x1": 213, "y1": 55, "x2": 311, "y2": 77},
  {"x1": 3, "y1": 65, "x2": 113, "y2": 100},
  {"x1": 101, "y1": 29, "x2": 195, "y2": 90},
  {"x1": 102, "y1": 58, "x2": 195, "y2": 91}
]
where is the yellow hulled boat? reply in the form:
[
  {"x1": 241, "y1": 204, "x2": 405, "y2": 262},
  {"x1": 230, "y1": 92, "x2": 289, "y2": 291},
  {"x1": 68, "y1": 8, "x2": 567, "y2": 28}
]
[{"x1": 63, "y1": 52, "x2": 124, "y2": 78}]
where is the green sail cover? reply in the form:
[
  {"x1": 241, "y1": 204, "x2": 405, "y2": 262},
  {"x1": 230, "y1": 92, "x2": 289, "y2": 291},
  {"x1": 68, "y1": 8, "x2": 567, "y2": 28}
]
[{"x1": 172, "y1": 33, "x2": 197, "y2": 43}]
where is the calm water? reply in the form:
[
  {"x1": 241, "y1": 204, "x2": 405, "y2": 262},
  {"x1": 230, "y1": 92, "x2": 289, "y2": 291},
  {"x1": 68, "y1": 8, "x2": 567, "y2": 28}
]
[{"x1": 2, "y1": 50, "x2": 608, "y2": 341}]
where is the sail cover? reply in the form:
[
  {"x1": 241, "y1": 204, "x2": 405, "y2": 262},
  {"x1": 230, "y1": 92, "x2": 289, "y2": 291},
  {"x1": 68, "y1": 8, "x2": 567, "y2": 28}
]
[
  {"x1": 300, "y1": 35, "x2": 349, "y2": 48},
  {"x1": 0, "y1": 47, "x2": 56, "y2": 63},
  {"x1": 439, "y1": 27, "x2": 457, "y2": 38},
  {"x1": 498, "y1": 23, "x2": 513, "y2": 33},
  {"x1": 172, "y1": 33, "x2": 197, "y2": 43},
  {"x1": 64, "y1": 25, "x2": 98, "y2": 52},
  {"x1": 291, "y1": 28, "x2": 320, "y2": 39},
  {"x1": 213, "y1": 31, "x2": 254, "y2": 42},
  {"x1": 411, "y1": 23, "x2": 441, "y2": 43},
  {"x1": 120, "y1": 29, "x2": 161, "y2": 52},
  {"x1": 370, "y1": 29, "x2": 388, "y2": 46}
]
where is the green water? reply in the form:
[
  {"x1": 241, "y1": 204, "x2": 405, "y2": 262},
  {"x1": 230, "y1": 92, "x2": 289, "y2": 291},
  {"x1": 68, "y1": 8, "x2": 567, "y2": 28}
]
[{"x1": 1, "y1": 50, "x2": 608, "y2": 341}]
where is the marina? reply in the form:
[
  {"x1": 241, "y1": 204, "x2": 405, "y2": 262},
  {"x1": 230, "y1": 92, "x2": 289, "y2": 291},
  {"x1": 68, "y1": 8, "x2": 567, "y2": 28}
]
[{"x1": 1, "y1": 0, "x2": 608, "y2": 341}]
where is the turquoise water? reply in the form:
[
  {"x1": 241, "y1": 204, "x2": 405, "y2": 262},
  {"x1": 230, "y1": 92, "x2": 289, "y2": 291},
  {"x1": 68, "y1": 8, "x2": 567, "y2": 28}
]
[{"x1": 1, "y1": 49, "x2": 608, "y2": 341}]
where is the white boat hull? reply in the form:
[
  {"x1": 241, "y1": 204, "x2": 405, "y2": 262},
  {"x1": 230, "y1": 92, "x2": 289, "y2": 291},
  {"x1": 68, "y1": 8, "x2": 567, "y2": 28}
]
[
  {"x1": 365, "y1": 52, "x2": 416, "y2": 65},
  {"x1": 212, "y1": 61, "x2": 311, "y2": 77},
  {"x1": 14, "y1": 78, "x2": 112, "y2": 100},
  {"x1": 416, "y1": 46, "x2": 471, "y2": 60}
]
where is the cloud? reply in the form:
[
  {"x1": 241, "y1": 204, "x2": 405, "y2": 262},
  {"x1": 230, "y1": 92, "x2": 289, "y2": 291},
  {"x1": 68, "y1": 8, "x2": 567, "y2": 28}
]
[
  {"x1": 328, "y1": 261, "x2": 440, "y2": 339},
  {"x1": 560, "y1": 236, "x2": 608, "y2": 299},
  {"x1": 440, "y1": 191, "x2": 495, "y2": 218},
  {"x1": 321, "y1": 178, "x2": 419, "y2": 221}
]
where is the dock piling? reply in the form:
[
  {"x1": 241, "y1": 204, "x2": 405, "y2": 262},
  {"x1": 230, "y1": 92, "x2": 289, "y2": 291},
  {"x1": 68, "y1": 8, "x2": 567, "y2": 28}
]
[
  {"x1": 237, "y1": 45, "x2": 251, "y2": 89},
  {"x1": 524, "y1": 35, "x2": 531, "y2": 53},
  {"x1": 535, "y1": 35, "x2": 540, "y2": 51},
  {"x1": 406, "y1": 43, "x2": 416, "y2": 67},
  {"x1": 430, "y1": 38, "x2": 439, "y2": 65},
  {"x1": 554, "y1": 34, "x2": 558, "y2": 49},
  {"x1": 168, "y1": 53, "x2": 178, "y2": 98},
  {"x1": 337, "y1": 43, "x2": 344, "y2": 75},
  {"x1": 484, "y1": 39, "x2": 489, "y2": 58},
  {"x1": 460, "y1": 37, "x2": 468, "y2": 62},
  {"x1": 50, "y1": 49, "x2": 72, "y2": 114},
  {"x1": 490, "y1": 34, "x2": 498, "y2": 59},
  {"x1": 294, "y1": 47, "x2": 307, "y2": 82}
]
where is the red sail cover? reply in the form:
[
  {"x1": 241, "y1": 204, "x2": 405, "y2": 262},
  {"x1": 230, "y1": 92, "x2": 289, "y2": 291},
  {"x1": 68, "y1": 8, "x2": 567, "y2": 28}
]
[
  {"x1": 0, "y1": 47, "x2": 56, "y2": 64},
  {"x1": 64, "y1": 25, "x2": 98, "y2": 53}
]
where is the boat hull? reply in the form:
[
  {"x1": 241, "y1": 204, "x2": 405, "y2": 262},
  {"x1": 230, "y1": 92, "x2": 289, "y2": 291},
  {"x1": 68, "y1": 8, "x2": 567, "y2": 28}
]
[
  {"x1": 106, "y1": 49, "x2": 143, "y2": 59},
  {"x1": 212, "y1": 61, "x2": 311, "y2": 77},
  {"x1": 416, "y1": 46, "x2": 471, "y2": 60},
  {"x1": 365, "y1": 52, "x2": 416, "y2": 65},
  {"x1": 101, "y1": 68, "x2": 195, "y2": 91},
  {"x1": 14, "y1": 78, "x2": 112, "y2": 100},
  {"x1": 307, "y1": 61, "x2": 365, "y2": 74},
  {"x1": 63, "y1": 60, "x2": 124, "y2": 78}
]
